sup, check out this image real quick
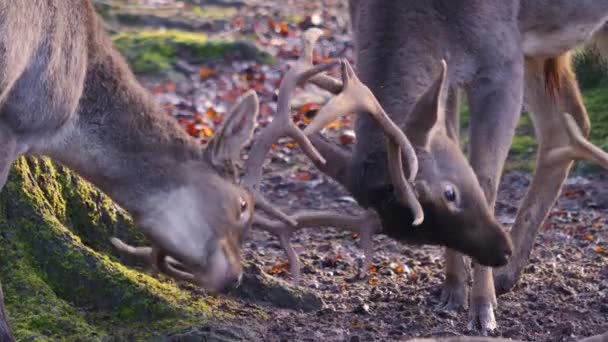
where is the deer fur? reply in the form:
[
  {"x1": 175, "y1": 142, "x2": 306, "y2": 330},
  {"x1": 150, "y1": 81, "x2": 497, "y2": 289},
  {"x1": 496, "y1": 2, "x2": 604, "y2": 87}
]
[
  {"x1": 0, "y1": 1, "x2": 262, "y2": 338},
  {"x1": 337, "y1": 0, "x2": 608, "y2": 335}
]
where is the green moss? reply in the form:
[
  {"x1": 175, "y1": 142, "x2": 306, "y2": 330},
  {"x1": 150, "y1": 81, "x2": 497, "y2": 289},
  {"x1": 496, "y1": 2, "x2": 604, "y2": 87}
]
[
  {"x1": 112, "y1": 30, "x2": 274, "y2": 74},
  {"x1": 191, "y1": 6, "x2": 237, "y2": 20},
  {"x1": 0, "y1": 157, "x2": 226, "y2": 340}
]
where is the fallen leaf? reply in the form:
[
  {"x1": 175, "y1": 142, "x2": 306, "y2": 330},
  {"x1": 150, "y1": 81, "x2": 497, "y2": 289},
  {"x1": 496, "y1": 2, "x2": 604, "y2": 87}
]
[
  {"x1": 165, "y1": 82, "x2": 177, "y2": 92},
  {"x1": 367, "y1": 277, "x2": 379, "y2": 286},
  {"x1": 199, "y1": 66, "x2": 216, "y2": 79},
  {"x1": 585, "y1": 233, "x2": 594, "y2": 241},
  {"x1": 201, "y1": 127, "x2": 214, "y2": 138},
  {"x1": 369, "y1": 264, "x2": 377, "y2": 274},
  {"x1": 595, "y1": 246, "x2": 606, "y2": 254},
  {"x1": 295, "y1": 172, "x2": 312, "y2": 181},
  {"x1": 394, "y1": 264, "x2": 405, "y2": 274},
  {"x1": 268, "y1": 262, "x2": 290, "y2": 275}
]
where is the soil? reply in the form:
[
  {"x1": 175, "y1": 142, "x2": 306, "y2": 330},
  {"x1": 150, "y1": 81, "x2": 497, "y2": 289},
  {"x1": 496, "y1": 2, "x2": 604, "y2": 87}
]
[{"x1": 112, "y1": 1, "x2": 608, "y2": 341}]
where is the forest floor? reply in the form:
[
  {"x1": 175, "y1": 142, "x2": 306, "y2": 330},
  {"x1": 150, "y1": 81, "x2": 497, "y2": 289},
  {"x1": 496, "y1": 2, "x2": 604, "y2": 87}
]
[{"x1": 98, "y1": 1, "x2": 608, "y2": 341}]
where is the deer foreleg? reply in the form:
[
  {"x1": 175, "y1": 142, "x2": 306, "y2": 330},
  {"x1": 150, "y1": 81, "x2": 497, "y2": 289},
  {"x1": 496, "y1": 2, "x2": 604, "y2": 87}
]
[
  {"x1": 495, "y1": 55, "x2": 608, "y2": 294},
  {"x1": 466, "y1": 56, "x2": 524, "y2": 335}
]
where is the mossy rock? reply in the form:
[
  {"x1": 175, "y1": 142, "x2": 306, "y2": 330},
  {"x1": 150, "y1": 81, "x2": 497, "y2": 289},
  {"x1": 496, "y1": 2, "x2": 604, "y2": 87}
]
[
  {"x1": 0, "y1": 157, "x2": 222, "y2": 340},
  {"x1": 112, "y1": 30, "x2": 275, "y2": 74}
]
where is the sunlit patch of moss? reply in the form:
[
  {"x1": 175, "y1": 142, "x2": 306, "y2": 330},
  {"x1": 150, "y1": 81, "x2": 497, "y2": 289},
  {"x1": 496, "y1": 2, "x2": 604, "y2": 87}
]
[
  {"x1": 112, "y1": 30, "x2": 274, "y2": 74},
  {"x1": 191, "y1": 6, "x2": 237, "y2": 20},
  {"x1": 0, "y1": 157, "x2": 234, "y2": 339}
]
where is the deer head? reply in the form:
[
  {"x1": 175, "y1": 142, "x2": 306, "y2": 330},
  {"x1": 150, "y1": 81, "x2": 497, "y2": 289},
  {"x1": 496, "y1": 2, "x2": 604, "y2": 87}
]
[
  {"x1": 112, "y1": 29, "x2": 512, "y2": 283},
  {"x1": 125, "y1": 90, "x2": 259, "y2": 293},
  {"x1": 360, "y1": 61, "x2": 513, "y2": 267}
]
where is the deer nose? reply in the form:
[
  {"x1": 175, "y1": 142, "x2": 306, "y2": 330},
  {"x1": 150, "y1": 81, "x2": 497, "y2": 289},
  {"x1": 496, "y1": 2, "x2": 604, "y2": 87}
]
[
  {"x1": 218, "y1": 272, "x2": 243, "y2": 294},
  {"x1": 496, "y1": 245, "x2": 512, "y2": 267}
]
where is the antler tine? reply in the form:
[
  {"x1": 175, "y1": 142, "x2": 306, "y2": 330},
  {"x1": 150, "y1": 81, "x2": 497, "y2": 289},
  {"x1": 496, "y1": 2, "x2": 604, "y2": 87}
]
[
  {"x1": 242, "y1": 28, "x2": 340, "y2": 226},
  {"x1": 545, "y1": 113, "x2": 608, "y2": 168},
  {"x1": 110, "y1": 237, "x2": 195, "y2": 282},
  {"x1": 303, "y1": 60, "x2": 424, "y2": 225},
  {"x1": 253, "y1": 210, "x2": 381, "y2": 283}
]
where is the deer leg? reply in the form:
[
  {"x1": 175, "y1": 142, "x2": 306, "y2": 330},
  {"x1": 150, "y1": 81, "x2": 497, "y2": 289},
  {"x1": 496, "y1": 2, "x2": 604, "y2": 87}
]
[
  {"x1": 439, "y1": 87, "x2": 470, "y2": 311},
  {"x1": 439, "y1": 250, "x2": 470, "y2": 311},
  {"x1": 0, "y1": 123, "x2": 17, "y2": 342},
  {"x1": 466, "y1": 59, "x2": 524, "y2": 335},
  {"x1": 494, "y1": 55, "x2": 608, "y2": 294}
]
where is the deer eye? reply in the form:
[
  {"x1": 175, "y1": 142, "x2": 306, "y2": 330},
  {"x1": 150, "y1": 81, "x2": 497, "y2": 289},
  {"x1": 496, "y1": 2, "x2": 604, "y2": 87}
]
[
  {"x1": 239, "y1": 197, "x2": 248, "y2": 214},
  {"x1": 444, "y1": 185, "x2": 457, "y2": 202}
]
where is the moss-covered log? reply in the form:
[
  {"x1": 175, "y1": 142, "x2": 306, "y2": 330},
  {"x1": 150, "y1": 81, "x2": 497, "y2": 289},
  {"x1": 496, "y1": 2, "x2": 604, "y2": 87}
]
[{"x1": 0, "y1": 157, "x2": 222, "y2": 340}]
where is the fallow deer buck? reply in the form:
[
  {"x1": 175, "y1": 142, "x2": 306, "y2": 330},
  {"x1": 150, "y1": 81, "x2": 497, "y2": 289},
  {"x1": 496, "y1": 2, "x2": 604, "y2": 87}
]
[
  {"x1": 340, "y1": 0, "x2": 608, "y2": 335},
  {"x1": 0, "y1": 1, "x2": 391, "y2": 339}
]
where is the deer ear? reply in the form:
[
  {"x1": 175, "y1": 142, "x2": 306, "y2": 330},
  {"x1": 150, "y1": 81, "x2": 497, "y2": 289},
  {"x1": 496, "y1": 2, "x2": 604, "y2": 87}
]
[
  {"x1": 206, "y1": 90, "x2": 259, "y2": 167},
  {"x1": 406, "y1": 60, "x2": 448, "y2": 148}
]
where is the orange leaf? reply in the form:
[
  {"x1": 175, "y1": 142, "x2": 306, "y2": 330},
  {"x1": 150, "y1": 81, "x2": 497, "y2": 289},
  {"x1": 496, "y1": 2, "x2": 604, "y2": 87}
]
[
  {"x1": 186, "y1": 122, "x2": 199, "y2": 137},
  {"x1": 369, "y1": 264, "x2": 377, "y2": 274},
  {"x1": 199, "y1": 66, "x2": 216, "y2": 79},
  {"x1": 298, "y1": 103, "x2": 321, "y2": 119},
  {"x1": 367, "y1": 277, "x2": 379, "y2": 286},
  {"x1": 201, "y1": 127, "x2": 214, "y2": 138},
  {"x1": 326, "y1": 120, "x2": 343, "y2": 129},
  {"x1": 295, "y1": 172, "x2": 312, "y2": 181},
  {"x1": 277, "y1": 21, "x2": 289, "y2": 36},
  {"x1": 595, "y1": 246, "x2": 606, "y2": 254},
  {"x1": 285, "y1": 141, "x2": 298, "y2": 149},
  {"x1": 165, "y1": 82, "x2": 177, "y2": 92},
  {"x1": 268, "y1": 262, "x2": 290, "y2": 275},
  {"x1": 585, "y1": 233, "x2": 594, "y2": 241},
  {"x1": 394, "y1": 264, "x2": 405, "y2": 275},
  {"x1": 206, "y1": 107, "x2": 220, "y2": 121}
]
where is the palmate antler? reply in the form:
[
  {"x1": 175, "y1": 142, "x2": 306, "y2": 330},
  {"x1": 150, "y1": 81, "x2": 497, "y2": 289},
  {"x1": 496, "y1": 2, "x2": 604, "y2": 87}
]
[{"x1": 110, "y1": 28, "x2": 423, "y2": 283}]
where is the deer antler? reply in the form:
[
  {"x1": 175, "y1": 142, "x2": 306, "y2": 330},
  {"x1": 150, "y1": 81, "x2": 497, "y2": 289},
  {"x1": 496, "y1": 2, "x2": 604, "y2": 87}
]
[
  {"x1": 242, "y1": 29, "x2": 423, "y2": 282},
  {"x1": 110, "y1": 237, "x2": 195, "y2": 282},
  {"x1": 253, "y1": 209, "x2": 382, "y2": 281},
  {"x1": 242, "y1": 28, "x2": 422, "y2": 226},
  {"x1": 110, "y1": 29, "x2": 423, "y2": 284}
]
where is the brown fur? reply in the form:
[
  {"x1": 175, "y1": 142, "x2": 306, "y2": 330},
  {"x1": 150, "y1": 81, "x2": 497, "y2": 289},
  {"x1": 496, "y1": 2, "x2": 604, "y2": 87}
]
[{"x1": 0, "y1": 1, "x2": 261, "y2": 337}]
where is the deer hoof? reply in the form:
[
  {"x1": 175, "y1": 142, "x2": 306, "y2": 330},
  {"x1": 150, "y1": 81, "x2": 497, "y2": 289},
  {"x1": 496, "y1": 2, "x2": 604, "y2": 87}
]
[
  {"x1": 467, "y1": 299, "x2": 497, "y2": 335},
  {"x1": 437, "y1": 280, "x2": 468, "y2": 312}
]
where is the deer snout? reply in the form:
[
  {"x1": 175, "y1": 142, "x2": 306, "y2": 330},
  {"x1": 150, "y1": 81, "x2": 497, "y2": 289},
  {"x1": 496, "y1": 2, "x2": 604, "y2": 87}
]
[
  {"x1": 481, "y1": 225, "x2": 513, "y2": 267},
  {"x1": 199, "y1": 238, "x2": 243, "y2": 293}
]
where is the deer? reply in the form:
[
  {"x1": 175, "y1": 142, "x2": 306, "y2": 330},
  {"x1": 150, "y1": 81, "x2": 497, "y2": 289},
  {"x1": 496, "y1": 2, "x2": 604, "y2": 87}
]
[
  {"x1": 336, "y1": 0, "x2": 608, "y2": 335},
  {"x1": 1, "y1": 1, "x2": 507, "y2": 339},
  {"x1": 113, "y1": 0, "x2": 608, "y2": 336}
]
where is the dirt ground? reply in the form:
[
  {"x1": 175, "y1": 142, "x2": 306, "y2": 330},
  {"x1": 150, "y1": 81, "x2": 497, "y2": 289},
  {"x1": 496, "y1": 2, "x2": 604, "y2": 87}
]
[{"x1": 116, "y1": 1, "x2": 608, "y2": 340}]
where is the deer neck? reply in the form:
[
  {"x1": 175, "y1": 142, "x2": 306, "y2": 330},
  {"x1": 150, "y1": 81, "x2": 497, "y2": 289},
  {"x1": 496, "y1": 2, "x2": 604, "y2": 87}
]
[{"x1": 43, "y1": 34, "x2": 203, "y2": 216}]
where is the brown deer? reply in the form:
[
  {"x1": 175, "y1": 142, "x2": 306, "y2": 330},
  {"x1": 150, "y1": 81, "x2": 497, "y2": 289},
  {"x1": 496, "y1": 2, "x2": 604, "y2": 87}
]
[
  {"x1": 338, "y1": 0, "x2": 608, "y2": 335},
  {"x1": 0, "y1": 2, "x2": 457, "y2": 339}
]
